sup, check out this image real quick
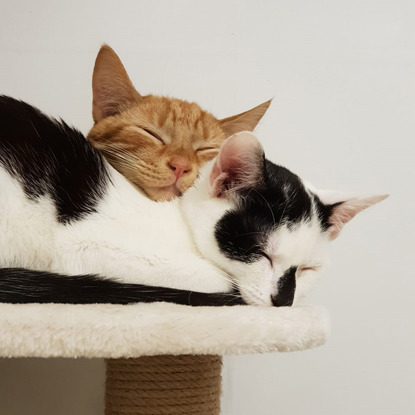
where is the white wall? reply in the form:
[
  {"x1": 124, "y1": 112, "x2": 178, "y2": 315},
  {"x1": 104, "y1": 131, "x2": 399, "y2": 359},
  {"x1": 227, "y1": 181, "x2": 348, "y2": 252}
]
[{"x1": 0, "y1": 1, "x2": 413, "y2": 414}]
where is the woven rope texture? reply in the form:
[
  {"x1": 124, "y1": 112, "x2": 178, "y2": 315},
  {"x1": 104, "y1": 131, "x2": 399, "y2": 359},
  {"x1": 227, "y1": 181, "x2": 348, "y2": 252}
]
[{"x1": 105, "y1": 355, "x2": 222, "y2": 415}]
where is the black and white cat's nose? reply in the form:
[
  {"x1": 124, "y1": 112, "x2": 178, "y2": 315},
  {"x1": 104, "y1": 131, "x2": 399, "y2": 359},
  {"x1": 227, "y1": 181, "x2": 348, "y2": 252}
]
[{"x1": 271, "y1": 266, "x2": 297, "y2": 307}]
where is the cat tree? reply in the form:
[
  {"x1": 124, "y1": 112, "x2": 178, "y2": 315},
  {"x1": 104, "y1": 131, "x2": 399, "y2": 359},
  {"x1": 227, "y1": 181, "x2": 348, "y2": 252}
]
[{"x1": 0, "y1": 302, "x2": 329, "y2": 414}]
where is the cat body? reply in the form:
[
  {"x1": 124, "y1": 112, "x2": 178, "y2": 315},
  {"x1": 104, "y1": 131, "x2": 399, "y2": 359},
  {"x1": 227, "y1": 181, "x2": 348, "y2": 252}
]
[
  {"x1": 0, "y1": 97, "x2": 229, "y2": 295},
  {"x1": 0, "y1": 97, "x2": 386, "y2": 306}
]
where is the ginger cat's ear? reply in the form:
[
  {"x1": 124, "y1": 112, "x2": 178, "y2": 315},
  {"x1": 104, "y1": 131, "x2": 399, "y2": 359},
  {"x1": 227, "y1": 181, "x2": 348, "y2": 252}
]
[
  {"x1": 219, "y1": 99, "x2": 271, "y2": 136},
  {"x1": 92, "y1": 44, "x2": 141, "y2": 123}
]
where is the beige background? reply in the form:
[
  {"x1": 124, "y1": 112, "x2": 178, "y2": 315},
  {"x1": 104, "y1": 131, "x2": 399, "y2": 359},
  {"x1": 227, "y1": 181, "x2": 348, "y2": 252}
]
[{"x1": 0, "y1": 0, "x2": 414, "y2": 414}]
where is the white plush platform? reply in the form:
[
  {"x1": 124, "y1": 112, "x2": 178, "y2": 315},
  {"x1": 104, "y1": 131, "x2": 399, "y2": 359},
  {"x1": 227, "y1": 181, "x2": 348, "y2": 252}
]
[{"x1": 0, "y1": 303, "x2": 329, "y2": 358}]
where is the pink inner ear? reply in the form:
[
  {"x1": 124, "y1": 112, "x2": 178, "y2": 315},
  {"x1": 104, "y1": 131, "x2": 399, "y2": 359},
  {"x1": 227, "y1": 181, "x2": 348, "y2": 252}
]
[
  {"x1": 218, "y1": 132, "x2": 260, "y2": 171},
  {"x1": 209, "y1": 160, "x2": 229, "y2": 197},
  {"x1": 328, "y1": 194, "x2": 388, "y2": 240},
  {"x1": 209, "y1": 131, "x2": 263, "y2": 197}
]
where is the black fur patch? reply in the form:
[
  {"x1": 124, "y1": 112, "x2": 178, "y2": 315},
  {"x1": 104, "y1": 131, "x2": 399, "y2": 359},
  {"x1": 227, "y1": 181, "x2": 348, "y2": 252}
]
[
  {"x1": 0, "y1": 268, "x2": 245, "y2": 306},
  {"x1": 215, "y1": 159, "x2": 313, "y2": 263},
  {"x1": 272, "y1": 266, "x2": 297, "y2": 307},
  {"x1": 312, "y1": 194, "x2": 338, "y2": 232},
  {"x1": 0, "y1": 96, "x2": 110, "y2": 223}
]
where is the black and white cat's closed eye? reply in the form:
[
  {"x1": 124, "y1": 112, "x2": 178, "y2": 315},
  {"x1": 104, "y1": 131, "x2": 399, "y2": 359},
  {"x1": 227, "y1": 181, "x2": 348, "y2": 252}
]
[{"x1": 297, "y1": 266, "x2": 320, "y2": 276}]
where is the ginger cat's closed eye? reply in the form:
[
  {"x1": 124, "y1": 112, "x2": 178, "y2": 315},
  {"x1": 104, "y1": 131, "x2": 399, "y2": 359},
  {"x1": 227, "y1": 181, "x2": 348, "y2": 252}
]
[{"x1": 87, "y1": 45, "x2": 271, "y2": 201}]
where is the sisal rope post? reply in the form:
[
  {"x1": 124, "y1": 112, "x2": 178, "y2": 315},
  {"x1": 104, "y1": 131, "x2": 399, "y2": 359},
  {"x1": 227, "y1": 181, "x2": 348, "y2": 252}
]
[{"x1": 105, "y1": 355, "x2": 222, "y2": 415}]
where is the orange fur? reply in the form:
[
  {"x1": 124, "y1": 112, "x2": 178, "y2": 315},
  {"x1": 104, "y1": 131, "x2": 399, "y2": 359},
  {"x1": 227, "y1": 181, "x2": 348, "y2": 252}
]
[{"x1": 88, "y1": 45, "x2": 271, "y2": 201}]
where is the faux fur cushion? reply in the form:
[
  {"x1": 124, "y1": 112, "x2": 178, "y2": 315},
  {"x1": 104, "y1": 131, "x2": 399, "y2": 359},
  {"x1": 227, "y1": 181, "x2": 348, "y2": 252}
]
[{"x1": 0, "y1": 303, "x2": 329, "y2": 358}]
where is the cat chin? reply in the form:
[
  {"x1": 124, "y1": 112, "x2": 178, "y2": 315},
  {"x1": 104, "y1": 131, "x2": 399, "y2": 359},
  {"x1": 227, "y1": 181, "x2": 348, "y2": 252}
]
[
  {"x1": 241, "y1": 291, "x2": 273, "y2": 307},
  {"x1": 145, "y1": 176, "x2": 199, "y2": 201},
  {"x1": 144, "y1": 184, "x2": 182, "y2": 201}
]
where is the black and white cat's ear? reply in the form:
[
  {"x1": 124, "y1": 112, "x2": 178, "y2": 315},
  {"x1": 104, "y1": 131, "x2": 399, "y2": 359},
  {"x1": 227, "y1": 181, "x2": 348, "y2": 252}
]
[
  {"x1": 219, "y1": 100, "x2": 272, "y2": 136},
  {"x1": 317, "y1": 190, "x2": 389, "y2": 240},
  {"x1": 92, "y1": 44, "x2": 142, "y2": 123},
  {"x1": 210, "y1": 131, "x2": 264, "y2": 198}
]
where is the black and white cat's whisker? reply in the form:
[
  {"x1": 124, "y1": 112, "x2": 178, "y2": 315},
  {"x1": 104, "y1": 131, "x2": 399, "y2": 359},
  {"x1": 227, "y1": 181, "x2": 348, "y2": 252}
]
[
  {"x1": 242, "y1": 288, "x2": 268, "y2": 307},
  {"x1": 218, "y1": 274, "x2": 239, "y2": 290}
]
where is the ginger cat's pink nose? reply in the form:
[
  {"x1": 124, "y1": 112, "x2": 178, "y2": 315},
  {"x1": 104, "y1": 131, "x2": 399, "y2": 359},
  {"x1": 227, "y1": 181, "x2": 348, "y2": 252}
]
[{"x1": 168, "y1": 156, "x2": 191, "y2": 179}]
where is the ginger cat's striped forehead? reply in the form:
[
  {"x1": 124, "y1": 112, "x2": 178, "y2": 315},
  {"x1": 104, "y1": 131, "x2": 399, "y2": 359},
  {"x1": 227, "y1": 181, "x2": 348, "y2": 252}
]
[
  {"x1": 87, "y1": 45, "x2": 271, "y2": 201},
  {"x1": 122, "y1": 96, "x2": 227, "y2": 154}
]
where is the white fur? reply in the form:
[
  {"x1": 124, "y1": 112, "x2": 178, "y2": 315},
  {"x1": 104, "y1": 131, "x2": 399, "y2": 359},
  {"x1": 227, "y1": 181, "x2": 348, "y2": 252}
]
[
  {"x1": 266, "y1": 219, "x2": 328, "y2": 301},
  {"x1": 0, "y1": 302, "x2": 330, "y2": 357},
  {"x1": 0, "y1": 169, "x2": 56, "y2": 270},
  {"x1": 0, "y1": 164, "x2": 232, "y2": 293}
]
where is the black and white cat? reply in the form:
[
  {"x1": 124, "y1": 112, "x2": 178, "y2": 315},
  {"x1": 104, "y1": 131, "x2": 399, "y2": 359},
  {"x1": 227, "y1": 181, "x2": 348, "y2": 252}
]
[{"x1": 0, "y1": 97, "x2": 386, "y2": 306}]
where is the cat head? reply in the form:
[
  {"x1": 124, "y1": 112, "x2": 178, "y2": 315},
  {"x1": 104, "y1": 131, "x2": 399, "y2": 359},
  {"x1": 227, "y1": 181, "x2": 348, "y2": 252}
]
[
  {"x1": 182, "y1": 132, "x2": 387, "y2": 306},
  {"x1": 87, "y1": 45, "x2": 271, "y2": 201}
]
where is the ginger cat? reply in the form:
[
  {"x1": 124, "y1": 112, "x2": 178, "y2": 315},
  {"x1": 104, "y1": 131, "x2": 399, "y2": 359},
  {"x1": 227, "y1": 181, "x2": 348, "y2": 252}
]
[{"x1": 87, "y1": 45, "x2": 271, "y2": 201}]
